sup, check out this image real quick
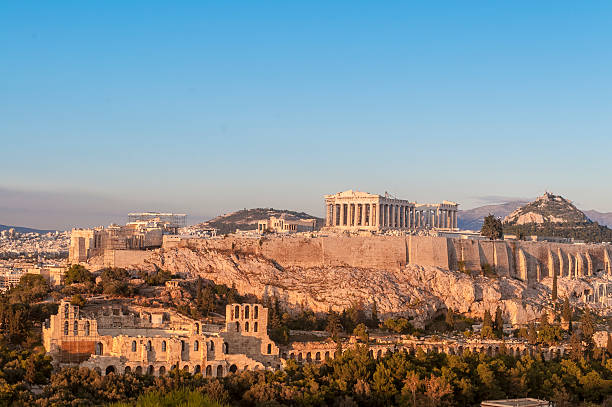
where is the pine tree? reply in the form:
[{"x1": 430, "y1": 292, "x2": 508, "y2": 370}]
[{"x1": 481, "y1": 214, "x2": 503, "y2": 240}]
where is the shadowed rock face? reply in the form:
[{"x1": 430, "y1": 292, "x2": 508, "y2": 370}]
[{"x1": 135, "y1": 246, "x2": 553, "y2": 328}]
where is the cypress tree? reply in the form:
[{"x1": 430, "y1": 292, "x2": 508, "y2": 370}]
[{"x1": 552, "y1": 270, "x2": 558, "y2": 301}]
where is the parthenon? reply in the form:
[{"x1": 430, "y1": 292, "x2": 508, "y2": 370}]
[{"x1": 324, "y1": 189, "x2": 458, "y2": 231}]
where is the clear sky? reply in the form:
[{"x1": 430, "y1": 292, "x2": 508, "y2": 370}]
[{"x1": 2, "y1": 1, "x2": 612, "y2": 230}]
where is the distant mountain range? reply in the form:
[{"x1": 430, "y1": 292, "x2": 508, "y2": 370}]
[
  {"x1": 0, "y1": 224, "x2": 57, "y2": 234},
  {"x1": 458, "y1": 198, "x2": 612, "y2": 230},
  {"x1": 458, "y1": 201, "x2": 527, "y2": 230},
  {"x1": 195, "y1": 208, "x2": 324, "y2": 235}
]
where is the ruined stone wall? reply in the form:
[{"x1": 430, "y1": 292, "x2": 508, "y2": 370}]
[
  {"x1": 178, "y1": 235, "x2": 612, "y2": 284},
  {"x1": 104, "y1": 249, "x2": 154, "y2": 268}
]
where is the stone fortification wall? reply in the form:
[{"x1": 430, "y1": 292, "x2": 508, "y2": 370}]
[{"x1": 179, "y1": 235, "x2": 611, "y2": 284}]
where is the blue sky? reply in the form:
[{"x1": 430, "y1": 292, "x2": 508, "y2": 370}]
[{"x1": 2, "y1": 1, "x2": 612, "y2": 229}]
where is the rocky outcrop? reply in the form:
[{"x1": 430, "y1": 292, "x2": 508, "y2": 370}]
[{"x1": 130, "y1": 246, "x2": 551, "y2": 328}]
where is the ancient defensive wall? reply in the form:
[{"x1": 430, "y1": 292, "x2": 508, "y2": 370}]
[{"x1": 174, "y1": 235, "x2": 612, "y2": 284}]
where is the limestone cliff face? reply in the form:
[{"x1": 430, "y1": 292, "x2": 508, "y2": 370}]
[{"x1": 134, "y1": 246, "x2": 548, "y2": 328}]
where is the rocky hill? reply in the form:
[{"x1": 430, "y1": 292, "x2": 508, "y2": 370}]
[
  {"x1": 503, "y1": 193, "x2": 612, "y2": 242},
  {"x1": 504, "y1": 193, "x2": 589, "y2": 225},
  {"x1": 194, "y1": 208, "x2": 324, "y2": 234}
]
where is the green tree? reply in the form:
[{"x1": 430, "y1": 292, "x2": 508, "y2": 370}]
[
  {"x1": 481, "y1": 214, "x2": 503, "y2": 240},
  {"x1": 99, "y1": 268, "x2": 132, "y2": 296},
  {"x1": 70, "y1": 294, "x2": 86, "y2": 307},
  {"x1": 494, "y1": 306, "x2": 504, "y2": 338},
  {"x1": 481, "y1": 310, "x2": 494, "y2": 339},
  {"x1": 353, "y1": 323, "x2": 369, "y2": 343},
  {"x1": 527, "y1": 323, "x2": 538, "y2": 345},
  {"x1": 370, "y1": 301, "x2": 379, "y2": 328},
  {"x1": 552, "y1": 270, "x2": 558, "y2": 301},
  {"x1": 581, "y1": 307, "x2": 595, "y2": 352},
  {"x1": 445, "y1": 309, "x2": 455, "y2": 331},
  {"x1": 64, "y1": 264, "x2": 93, "y2": 285}
]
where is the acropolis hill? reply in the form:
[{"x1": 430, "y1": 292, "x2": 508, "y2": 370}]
[
  {"x1": 67, "y1": 190, "x2": 612, "y2": 328},
  {"x1": 76, "y1": 233, "x2": 611, "y2": 327}
]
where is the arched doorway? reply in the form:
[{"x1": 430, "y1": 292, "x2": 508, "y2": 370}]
[
  {"x1": 205, "y1": 365, "x2": 212, "y2": 377},
  {"x1": 147, "y1": 365, "x2": 154, "y2": 375},
  {"x1": 105, "y1": 365, "x2": 116, "y2": 375},
  {"x1": 135, "y1": 366, "x2": 142, "y2": 375},
  {"x1": 194, "y1": 365, "x2": 201, "y2": 374},
  {"x1": 229, "y1": 364, "x2": 238, "y2": 373},
  {"x1": 159, "y1": 366, "x2": 166, "y2": 376},
  {"x1": 216, "y1": 365, "x2": 224, "y2": 377},
  {"x1": 124, "y1": 366, "x2": 131, "y2": 374}
]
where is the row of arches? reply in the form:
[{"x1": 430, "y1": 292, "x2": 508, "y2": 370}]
[
  {"x1": 127, "y1": 339, "x2": 229, "y2": 355},
  {"x1": 97, "y1": 362, "x2": 268, "y2": 377},
  {"x1": 284, "y1": 343, "x2": 568, "y2": 364},
  {"x1": 99, "y1": 364, "x2": 227, "y2": 377}
]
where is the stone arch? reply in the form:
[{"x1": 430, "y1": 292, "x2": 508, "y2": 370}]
[
  {"x1": 105, "y1": 365, "x2": 116, "y2": 375},
  {"x1": 235, "y1": 321, "x2": 240, "y2": 332},
  {"x1": 183, "y1": 365, "x2": 189, "y2": 373},
  {"x1": 245, "y1": 321, "x2": 249, "y2": 332},
  {"x1": 377, "y1": 350, "x2": 382, "y2": 359},
  {"x1": 245, "y1": 305, "x2": 250, "y2": 319},
  {"x1": 306, "y1": 352, "x2": 312, "y2": 362},
  {"x1": 64, "y1": 303, "x2": 69, "y2": 318},
  {"x1": 195, "y1": 323, "x2": 199, "y2": 334},
  {"x1": 124, "y1": 366, "x2": 131, "y2": 374},
  {"x1": 194, "y1": 340, "x2": 199, "y2": 351},
  {"x1": 205, "y1": 365, "x2": 212, "y2": 376},
  {"x1": 209, "y1": 340, "x2": 214, "y2": 351},
  {"x1": 147, "y1": 365, "x2": 154, "y2": 375},
  {"x1": 298, "y1": 353, "x2": 303, "y2": 362},
  {"x1": 159, "y1": 366, "x2": 166, "y2": 376},
  {"x1": 73, "y1": 321, "x2": 78, "y2": 335},
  {"x1": 162, "y1": 340, "x2": 167, "y2": 352},
  {"x1": 234, "y1": 305, "x2": 240, "y2": 319},
  {"x1": 229, "y1": 364, "x2": 238, "y2": 374},
  {"x1": 96, "y1": 342, "x2": 103, "y2": 355},
  {"x1": 131, "y1": 341, "x2": 137, "y2": 352},
  {"x1": 216, "y1": 365, "x2": 224, "y2": 377},
  {"x1": 135, "y1": 366, "x2": 142, "y2": 375},
  {"x1": 315, "y1": 352, "x2": 321, "y2": 361},
  {"x1": 289, "y1": 352, "x2": 295, "y2": 359},
  {"x1": 254, "y1": 305, "x2": 259, "y2": 319},
  {"x1": 325, "y1": 351, "x2": 330, "y2": 360},
  {"x1": 194, "y1": 365, "x2": 201, "y2": 374}
]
